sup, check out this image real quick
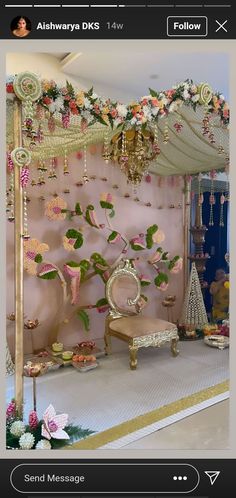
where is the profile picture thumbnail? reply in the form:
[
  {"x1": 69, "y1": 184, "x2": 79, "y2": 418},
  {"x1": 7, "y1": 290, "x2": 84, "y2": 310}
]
[{"x1": 11, "y1": 16, "x2": 31, "y2": 38}]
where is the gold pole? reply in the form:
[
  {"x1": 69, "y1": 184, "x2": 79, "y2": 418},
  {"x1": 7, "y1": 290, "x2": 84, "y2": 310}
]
[
  {"x1": 13, "y1": 99, "x2": 24, "y2": 416},
  {"x1": 183, "y1": 176, "x2": 191, "y2": 292}
]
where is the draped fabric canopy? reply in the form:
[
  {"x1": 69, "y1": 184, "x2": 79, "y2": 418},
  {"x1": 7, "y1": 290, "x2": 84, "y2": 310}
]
[{"x1": 6, "y1": 77, "x2": 229, "y2": 177}]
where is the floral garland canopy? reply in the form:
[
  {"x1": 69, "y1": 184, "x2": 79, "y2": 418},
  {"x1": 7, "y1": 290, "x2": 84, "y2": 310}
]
[{"x1": 6, "y1": 72, "x2": 229, "y2": 177}]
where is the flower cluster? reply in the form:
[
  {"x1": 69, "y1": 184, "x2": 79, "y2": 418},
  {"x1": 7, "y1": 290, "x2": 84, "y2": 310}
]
[
  {"x1": 7, "y1": 78, "x2": 229, "y2": 129},
  {"x1": 6, "y1": 400, "x2": 93, "y2": 450}
]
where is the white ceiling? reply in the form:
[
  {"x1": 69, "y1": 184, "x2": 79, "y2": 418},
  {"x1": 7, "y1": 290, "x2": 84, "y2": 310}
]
[{"x1": 51, "y1": 42, "x2": 229, "y2": 102}]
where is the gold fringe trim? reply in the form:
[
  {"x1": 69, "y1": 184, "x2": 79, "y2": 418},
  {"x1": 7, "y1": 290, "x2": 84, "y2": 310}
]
[{"x1": 66, "y1": 380, "x2": 229, "y2": 450}]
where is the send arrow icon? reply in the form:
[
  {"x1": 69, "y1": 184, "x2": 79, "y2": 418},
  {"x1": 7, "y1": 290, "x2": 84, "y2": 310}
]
[{"x1": 204, "y1": 471, "x2": 221, "y2": 485}]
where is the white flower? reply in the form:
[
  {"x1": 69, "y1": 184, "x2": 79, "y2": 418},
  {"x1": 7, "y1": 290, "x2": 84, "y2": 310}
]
[
  {"x1": 162, "y1": 96, "x2": 168, "y2": 106},
  {"x1": 143, "y1": 106, "x2": 152, "y2": 119},
  {"x1": 54, "y1": 97, "x2": 64, "y2": 111},
  {"x1": 169, "y1": 101, "x2": 179, "y2": 113},
  {"x1": 82, "y1": 110, "x2": 94, "y2": 123},
  {"x1": 41, "y1": 404, "x2": 69, "y2": 440},
  {"x1": 10, "y1": 421, "x2": 25, "y2": 437},
  {"x1": 191, "y1": 84, "x2": 197, "y2": 94},
  {"x1": 117, "y1": 104, "x2": 128, "y2": 118},
  {"x1": 84, "y1": 97, "x2": 92, "y2": 109},
  {"x1": 19, "y1": 432, "x2": 35, "y2": 450},
  {"x1": 48, "y1": 102, "x2": 56, "y2": 113},
  {"x1": 183, "y1": 82, "x2": 190, "y2": 90},
  {"x1": 114, "y1": 117, "x2": 122, "y2": 128},
  {"x1": 36, "y1": 439, "x2": 52, "y2": 450},
  {"x1": 151, "y1": 107, "x2": 159, "y2": 116},
  {"x1": 141, "y1": 95, "x2": 151, "y2": 101},
  {"x1": 91, "y1": 93, "x2": 98, "y2": 99},
  {"x1": 219, "y1": 94, "x2": 225, "y2": 100},
  {"x1": 183, "y1": 89, "x2": 190, "y2": 100},
  {"x1": 192, "y1": 94, "x2": 200, "y2": 103},
  {"x1": 130, "y1": 117, "x2": 137, "y2": 126}
]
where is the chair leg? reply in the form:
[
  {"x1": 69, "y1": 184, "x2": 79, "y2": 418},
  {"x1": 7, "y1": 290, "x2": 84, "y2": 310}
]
[
  {"x1": 129, "y1": 346, "x2": 138, "y2": 370},
  {"x1": 171, "y1": 338, "x2": 179, "y2": 357},
  {"x1": 104, "y1": 330, "x2": 112, "y2": 355}
]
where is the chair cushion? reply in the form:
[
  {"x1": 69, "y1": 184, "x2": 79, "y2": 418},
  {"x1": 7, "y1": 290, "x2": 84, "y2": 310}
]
[{"x1": 109, "y1": 316, "x2": 176, "y2": 338}]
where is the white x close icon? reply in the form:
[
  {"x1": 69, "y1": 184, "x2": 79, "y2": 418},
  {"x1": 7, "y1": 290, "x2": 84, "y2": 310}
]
[{"x1": 215, "y1": 20, "x2": 228, "y2": 33}]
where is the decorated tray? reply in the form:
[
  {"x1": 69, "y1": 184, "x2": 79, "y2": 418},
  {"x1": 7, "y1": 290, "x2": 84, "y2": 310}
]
[
  {"x1": 72, "y1": 361, "x2": 98, "y2": 372},
  {"x1": 204, "y1": 335, "x2": 229, "y2": 349},
  {"x1": 24, "y1": 352, "x2": 63, "y2": 371},
  {"x1": 72, "y1": 345, "x2": 105, "y2": 358}
]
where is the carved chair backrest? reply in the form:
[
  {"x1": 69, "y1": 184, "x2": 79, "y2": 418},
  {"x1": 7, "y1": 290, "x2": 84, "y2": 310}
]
[{"x1": 105, "y1": 259, "x2": 141, "y2": 318}]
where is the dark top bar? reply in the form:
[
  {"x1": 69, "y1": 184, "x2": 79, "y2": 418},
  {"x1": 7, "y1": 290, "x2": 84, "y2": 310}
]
[{"x1": 0, "y1": 2, "x2": 234, "y2": 38}]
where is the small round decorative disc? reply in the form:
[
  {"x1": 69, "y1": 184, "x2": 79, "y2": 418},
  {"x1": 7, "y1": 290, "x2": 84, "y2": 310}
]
[
  {"x1": 13, "y1": 72, "x2": 42, "y2": 102},
  {"x1": 11, "y1": 147, "x2": 31, "y2": 167}
]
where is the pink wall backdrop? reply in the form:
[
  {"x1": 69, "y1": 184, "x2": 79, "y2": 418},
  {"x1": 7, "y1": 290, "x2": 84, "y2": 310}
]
[{"x1": 7, "y1": 146, "x2": 185, "y2": 356}]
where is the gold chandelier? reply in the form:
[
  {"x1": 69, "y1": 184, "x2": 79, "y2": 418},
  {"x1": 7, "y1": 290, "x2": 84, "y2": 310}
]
[{"x1": 103, "y1": 127, "x2": 161, "y2": 185}]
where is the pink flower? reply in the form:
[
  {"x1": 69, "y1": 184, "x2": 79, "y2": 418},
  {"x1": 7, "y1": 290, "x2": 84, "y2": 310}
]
[
  {"x1": 158, "y1": 281, "x2": 169, "y2": 291},
  {"x1": 145, "y1": 174, "x2": 152, "y2": 183},
  {"x1": 29, "y1": 410, "x2": 39, "y2": 429},
  {"x1": 6, "y1": 400, "x2": 16, "y2": 419},
  {"x1": 42, "y1": 404, "x2": 69, "y2": 440},
  {"x1": 152, "y1": 229, "x2": 165, "y2": 244},
  {"x1": 97, "y1": 304, "x2": 110, "y2": 313},
  {"x1": 148, "y1": 250, "x2": 162, "y2": 264},
  {"x1": 170, "y1": 257, "x2": 183, "y2": 274}
]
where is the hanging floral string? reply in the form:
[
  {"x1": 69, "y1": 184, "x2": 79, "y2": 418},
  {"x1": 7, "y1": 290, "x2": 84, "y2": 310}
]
[
  {"x1": 209, "y1": 169, "x2": 217, "y2": 226},
  {"x1": 6, "y1": 152, "x2": 15, "y2": 222},
  {"x1": 219, "y1": 188, "x2": 225, "y2": 227}
]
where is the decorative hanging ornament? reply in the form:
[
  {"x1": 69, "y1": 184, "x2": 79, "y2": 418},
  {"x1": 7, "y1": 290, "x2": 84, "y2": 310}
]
[
  {"x1": 163, "y1": 119, "x2": 169, "y2": 144},
  {"x1": 7, "y1": 172, "x2": 15, "y2": 222},
  {"x1": 208, "y1": 170, "x2": 216, "y2": 227},
  {"x1": 153, "y1": 123, "x2": 160, "y2": 154},
  {"x1": 62, "y1": 111, "x2": 70, "y2": 129},
  {"x1": 23, "y1": 189, "x2": 30, "y2": 239},
  {"x1": 20, "y1": 167, "x2": 30, "y2": 188},
  {"x1": 13, "y1": 72, "x2": 42, "y2": 143},
  {"x1": 63, "y1": 149, "x2": 69, "y2": 175},
  {"x1": 48, "y1": 115, "x2": 56, "y2": 133},
  {"x1": 11, "y1": 147, "x2": 31, "y2": 168},
  {"x1": 219, "y1": 191, "x2": 225, "y2": 227},
  {"x1": 198, "y1": 83, "x2": 213, "y2": 106},
  {"x1": 198, "y1": 173, "x2": 204, "y2": 221},
  {"x1": 103, "y1": 128, "x2": 110, "y2": 164},
  {"x1": 48, "y1": 157, "x2": 57, "y2": 179},
  {"x1": 83, "y1": 130, "x2": 89, "y2": 184}
]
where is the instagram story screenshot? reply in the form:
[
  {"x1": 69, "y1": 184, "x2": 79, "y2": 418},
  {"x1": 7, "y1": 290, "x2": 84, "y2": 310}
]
[{"x1": 0, "y1": 0, "x2": 235, "y2": 496}]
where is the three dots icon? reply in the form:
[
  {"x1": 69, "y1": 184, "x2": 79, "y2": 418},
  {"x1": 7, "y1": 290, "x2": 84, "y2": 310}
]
[{"x1": 173, "y1": 475, "x2": 188, "y2": 481}]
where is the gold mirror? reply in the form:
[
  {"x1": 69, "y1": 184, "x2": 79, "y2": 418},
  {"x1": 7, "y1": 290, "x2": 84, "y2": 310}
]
[{"x1": 106, "y1": 260, "x2": 141, "y2": 316}]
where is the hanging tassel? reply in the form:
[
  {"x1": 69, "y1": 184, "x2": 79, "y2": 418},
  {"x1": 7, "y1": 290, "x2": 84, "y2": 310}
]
[{"x1": 219, "y1": 193, "x2": 225, "y2": 227}]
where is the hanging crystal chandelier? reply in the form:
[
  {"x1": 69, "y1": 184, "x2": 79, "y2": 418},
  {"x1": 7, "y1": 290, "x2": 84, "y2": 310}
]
[{"x1": 103, "y1": 126, "x2": 161, "y2": 185}]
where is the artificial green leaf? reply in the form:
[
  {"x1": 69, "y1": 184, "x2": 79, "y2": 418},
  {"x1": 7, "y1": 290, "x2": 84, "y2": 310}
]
[
  {"x1": 75, "y1": 202, "x2": 83, "y2": 216},
  {"x1": 100, "y1": 200, "x2": 113, "y2": 210},
  {"x1": 74, "y1": 233, "x2": 84, "y2": 249},
  {"x1": 39, "y1": 271, "x2": 58, "y2": 280},
  {"x1": 154, "y1": 272, "x2": 168, "y2": 287},
  {"x1": 146, "y1": 224, "x2": 158, "y2": 249},
  {"x1": 107, "y1": 231, "x2": 119, "y2": 243},
  {"x1": 96, "y1": 298, "x2": 109, "y2": 307},
  {"x1": 109, "y1": 209, "x2": 115, "y2": 218},
  {"x1": 96, "y1": 115, "x2": 109, "y2": 126},
  {"x1": 77, "y1": 310, "x2": 90, "y2": 332},
  {"x1": 34, "y1": 254, "x2": 42, "y2": 263},
  {"x1": 66, "y1": 229, "x2": 79, "y2": 239},
  {"x1": 149, "y1": 88, "x2": 158, "y2": 98},
  {"x1": 66, "y1": 260, "x2": 79, "y2": 268}
]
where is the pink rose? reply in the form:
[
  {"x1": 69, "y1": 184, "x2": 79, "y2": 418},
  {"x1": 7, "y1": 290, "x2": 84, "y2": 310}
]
[{"x1": 159, "y1": 281, "x2": 169, "y2": 291}]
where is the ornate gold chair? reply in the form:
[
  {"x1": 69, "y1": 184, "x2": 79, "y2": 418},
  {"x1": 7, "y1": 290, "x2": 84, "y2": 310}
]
[{"x1": 104, "y1": 259, "x2": 179, "y2": 370}]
